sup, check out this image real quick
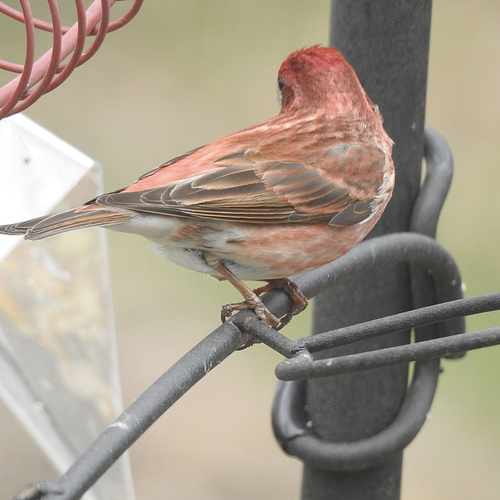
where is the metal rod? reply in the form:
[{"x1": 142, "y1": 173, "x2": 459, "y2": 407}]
[
  {"x1": 277, "y1": 327, "x2": 500, "y2": 380},
  {"x1": 13, "y1": 323, "x2": 249, "y2": 500},
  {"x1": 300, "y1": 2, "x2": 433, "y2": 498}
]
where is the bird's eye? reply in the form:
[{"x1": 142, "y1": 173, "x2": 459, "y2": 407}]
[{"x1": 277, "y1": 76, "x2": 284, "y2": 92}]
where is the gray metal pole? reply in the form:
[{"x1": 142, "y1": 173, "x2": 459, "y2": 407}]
[{"x1": 302, "y1": 2, "x2": 433, "y2": 498}]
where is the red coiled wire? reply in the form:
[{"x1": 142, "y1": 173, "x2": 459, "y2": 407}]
[{"x1": 0, "y1": 0, "x2": 144, "y2": 119}]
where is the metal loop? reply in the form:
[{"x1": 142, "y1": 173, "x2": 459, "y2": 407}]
[
  {"x1": 271, "y1": 126, "x2": 465, "y2": 471},
  {"x1": 273, "y1": 357, "x2": 440, "y2": 471}
]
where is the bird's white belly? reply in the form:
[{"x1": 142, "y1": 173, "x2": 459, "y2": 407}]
[{"x1": 109, "y1": 214, "x2": 273, "y2": 279}]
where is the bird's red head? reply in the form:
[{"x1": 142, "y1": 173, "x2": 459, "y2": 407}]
[{"x1": 277, "y1": 45, "x2": 369, "y2": 115}]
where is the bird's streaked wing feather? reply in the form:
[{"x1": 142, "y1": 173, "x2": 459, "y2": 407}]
[{"x1": 93, "y1": 141, "x2": 386, "y2": 226}]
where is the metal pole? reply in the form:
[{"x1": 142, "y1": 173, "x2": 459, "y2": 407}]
[{"x1": 301, "y1": 2, "x2": 432, "y2": 498}]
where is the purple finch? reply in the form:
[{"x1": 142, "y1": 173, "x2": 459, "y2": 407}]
[{"x1": 0, "y1": 46, "x2": 394, "y2": 329}]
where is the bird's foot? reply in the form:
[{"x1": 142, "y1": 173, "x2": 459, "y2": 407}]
[
  {"x1": 221, "y1": 293, "x2": 280, "y2": 330},
  {"x1": 221, "y1": 278, "x2": 307, "y2": 331},
  {"x1": 208, "y1": 253, "x2": 307, "y2": 335},
  {"x1": 252, "y1": 278, "x2": 308, "y2": 329}
]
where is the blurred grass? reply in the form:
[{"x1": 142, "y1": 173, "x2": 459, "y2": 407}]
[{"x1": 1, "y1": 1, "x2": 500, "y2": 499}]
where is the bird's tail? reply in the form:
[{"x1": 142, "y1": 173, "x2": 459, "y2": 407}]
[{"x1": 0, "y1": 207, "x2": 131, "y2": 241}]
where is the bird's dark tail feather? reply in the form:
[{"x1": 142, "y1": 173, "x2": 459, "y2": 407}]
[{"x1": 0, "y1": 208, "x2": 131, "y2": 241}]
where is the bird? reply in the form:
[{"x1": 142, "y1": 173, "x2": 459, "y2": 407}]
[{"x1": 0, "y1": 46, "x2": 394, "y2": 330}]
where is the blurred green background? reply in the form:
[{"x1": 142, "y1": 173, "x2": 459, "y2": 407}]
[{"x1": 1, "y1": 1, "x2": 500, "y2": 498}]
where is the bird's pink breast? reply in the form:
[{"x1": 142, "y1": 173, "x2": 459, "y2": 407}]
[{"x1": 223, "y1": 221, "x2": 375, "y2": 279}]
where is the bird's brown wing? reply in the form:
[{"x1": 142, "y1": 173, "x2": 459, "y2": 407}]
[{"x1": 94, "y1": 142, "x2": 387, "y2": 226}]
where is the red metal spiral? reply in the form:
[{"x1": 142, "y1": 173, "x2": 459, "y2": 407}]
[{"x1": 0, "y1": 0, "x2": 144, "y2": 119}]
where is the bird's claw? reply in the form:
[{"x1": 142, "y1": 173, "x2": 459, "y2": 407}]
[
  {"x1": 250, "y1": 278, "x2": 308, "y2": 329},
  {"x1": 220, "y1": 278, "x2": 308, "y2": 331},
  {"x1": 221, "y1": 297, "x2": 280, "y2": 330}
]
